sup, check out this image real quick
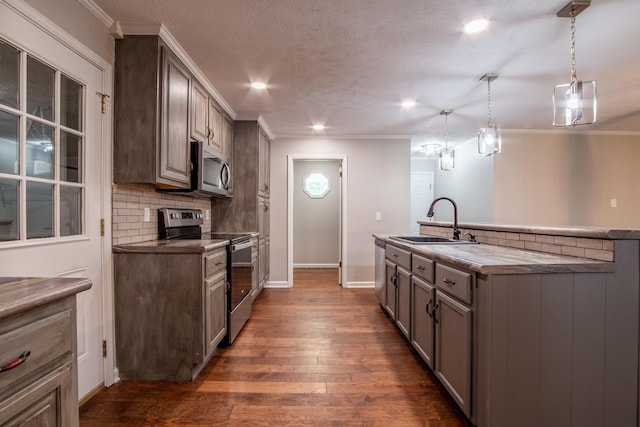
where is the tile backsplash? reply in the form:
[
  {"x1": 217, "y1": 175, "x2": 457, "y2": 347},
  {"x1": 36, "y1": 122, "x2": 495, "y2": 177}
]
[
  {"x1": 112, "y1": 183, "x2": 211, "y2": 245},
  {"x1": 419, "y1": 224, "x2": 614, "y2": 262}
]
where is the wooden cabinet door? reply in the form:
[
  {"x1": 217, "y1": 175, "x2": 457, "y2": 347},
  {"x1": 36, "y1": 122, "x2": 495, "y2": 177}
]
[
  {"x1": 258, "y1": 129, "x2": 270, "y2": 197},
  {"x1": 0, "y1": 364, "x2": 74, "y2": 426},
  {"x1": 207, "y1": 97, "x2": 223, "y2": 152},
  {"x1": 384, "y1": 260, "x2": 397, "y2": 318},
  {"x1": 396, "y1": 266, "x2": 411, "y2": 339},
  {"x1": 434, "y1": 291, "x2": 472, "y2": 417},
  {"x1": 191, "y1": 81, "x2": 208, "y2": 143},
  {"x1": 258, "y1": 197, "x2": 269, "y2": 240},
  {"x1": 159, "y1": 48, "x2": 191, "y2": 186},
  {"x1": 222, "y1": 115, "x2": 234, "y2": 162},
  {"x1": 205, "y1": 272, "x2": 227, "y2": 356},
  {"x1": 411, "y1": 276, "x2": 435, "y2": 369}
]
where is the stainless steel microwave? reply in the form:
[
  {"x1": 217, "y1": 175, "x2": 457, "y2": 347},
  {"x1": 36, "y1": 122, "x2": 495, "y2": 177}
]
[
  {"x1": 193, "y1": 140, "x2": 231, "y2": 198},
  {"x1": 159, "y1": 140, "x2": 231, "y2": 198}
]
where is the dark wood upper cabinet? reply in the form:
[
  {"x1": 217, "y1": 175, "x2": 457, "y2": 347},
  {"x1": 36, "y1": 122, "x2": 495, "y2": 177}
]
[{"x1": 113, "y1": 35, "x2": 191, "y2": 189}]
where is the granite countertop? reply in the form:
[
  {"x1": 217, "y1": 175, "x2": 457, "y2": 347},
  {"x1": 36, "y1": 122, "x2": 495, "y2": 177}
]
[
  {"x1": 113, "y1": 238, "x2": 229, "y2": 254},
  {"x1": 0, "y1": 277, "x2": 92, "y2": 320},
  {"x1": 418, "y1": 221, "x2": 640, "y2": 240},
  {"x1": 374, "y1": 234, "x2": 615, "y2": 275}
]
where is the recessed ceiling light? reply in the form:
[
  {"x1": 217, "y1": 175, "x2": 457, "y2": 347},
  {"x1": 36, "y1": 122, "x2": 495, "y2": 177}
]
[
  {"x1": 464, "y1": 18, "x2": 489, "y2": 34},
  {"x1": 401, "y1": 100, "x2": 417, "y2": 109},
  {"x1": 251, "y1": 82, "x2": 267, "y2": 90},
  {"x1": 312, "y1": 124, "x2": 325, "y2": 131}
]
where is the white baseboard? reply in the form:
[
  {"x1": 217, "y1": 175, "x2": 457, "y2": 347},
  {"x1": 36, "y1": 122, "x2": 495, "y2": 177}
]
[
  {"x1": 264, "y1": 280, "x2": 292, "y2": 288},
  {"x1": 343, "y1": 281, "x2": 375, "y2": 288},
  {"x1": 293, "y1": 263, "x2": 339, "y2": 269}
]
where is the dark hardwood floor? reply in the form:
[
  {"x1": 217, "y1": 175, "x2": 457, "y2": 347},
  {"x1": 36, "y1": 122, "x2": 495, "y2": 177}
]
[{"x1": 80, "y1": 268, "x2": 470, "y2": 426}]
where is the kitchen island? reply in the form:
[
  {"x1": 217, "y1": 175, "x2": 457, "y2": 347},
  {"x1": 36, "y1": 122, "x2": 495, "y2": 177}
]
[
  {"x1": 375, "y1": 223, "x2": 639, "y2": 427},
  {"x1": 0, "y1": 277, "x2": 92, "y2": 426}
]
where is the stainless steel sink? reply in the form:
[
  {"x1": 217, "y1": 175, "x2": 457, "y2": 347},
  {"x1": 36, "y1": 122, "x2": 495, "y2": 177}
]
[{"x1": 389, "y1": 235, "x2": 477, "y2": 245}]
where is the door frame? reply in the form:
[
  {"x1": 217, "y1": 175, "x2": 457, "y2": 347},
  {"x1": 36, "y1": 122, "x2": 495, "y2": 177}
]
[
  {"x1": 5, "y1": 0, "x2": 117, "y2": 393},
  {"x1": 287, "y1": 154, "x2": 347, "y2": 287}
]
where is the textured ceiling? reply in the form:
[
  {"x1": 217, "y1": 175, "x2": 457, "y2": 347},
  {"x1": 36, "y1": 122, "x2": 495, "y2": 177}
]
[{"x1": 92, "y1": 0, "x2": 640, "y2": 147}]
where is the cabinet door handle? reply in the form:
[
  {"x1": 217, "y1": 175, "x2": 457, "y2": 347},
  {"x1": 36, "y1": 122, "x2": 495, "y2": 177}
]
[
  {"x1": 392, "y1": 254, "x2": 398, "y2": 258},
  {"x1": 433, "y1": 303, "x2": 440, "y2": 323},
  {"x1": 425, "y1": 301, "x2": 432, "y2": 318},
  {"x1": 0, "y1": 351, "x2": 31, "y2": 373},
  {"x1": 443, "y1": 278, "x2": 456, "y2": 286}
]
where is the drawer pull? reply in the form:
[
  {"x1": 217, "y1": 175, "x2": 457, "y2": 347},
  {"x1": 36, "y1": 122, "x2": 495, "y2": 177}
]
[
  {"x1": 0, "y1": 350, "x2": 31, "y2": 373},
  {"x1": 443, "y1": 278, "x2": 456, "y2": 286},
  {"x1": 417, "y1": 265, "x2": 425, "y2": 271},
  {"x1": 215, "y1": 261, "x2": 223, "y2": 266}
]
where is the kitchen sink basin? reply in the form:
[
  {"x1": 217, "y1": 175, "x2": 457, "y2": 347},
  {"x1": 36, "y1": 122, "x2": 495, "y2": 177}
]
[{"x1": 389, "y1": 235, "x2": 477, "y2": 245}]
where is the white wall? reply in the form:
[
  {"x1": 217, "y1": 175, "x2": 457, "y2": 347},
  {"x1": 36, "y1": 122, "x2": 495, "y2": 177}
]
[
  {"x1": 493, "y1": 131, "x2": 640, "y2": 227},
  {"x1": 271, "y1": 137, "x2": 411, "y2": 285},
  {"x1": 293, "y1": 159, "x2": 340, "y2": 267},
  {"x1": 432, "y1": 138, "x2": 495, "y2": 224}
]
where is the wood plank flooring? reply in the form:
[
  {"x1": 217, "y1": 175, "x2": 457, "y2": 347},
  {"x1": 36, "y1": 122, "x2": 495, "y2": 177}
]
[{"x1": 80, "y1": 268, "x2": 470, "y2": 426}]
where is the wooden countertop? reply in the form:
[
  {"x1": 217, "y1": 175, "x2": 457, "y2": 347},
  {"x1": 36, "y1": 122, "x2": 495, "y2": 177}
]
[
  {"x1": 418, "y1": 221, "x2": 640, "y2": 240},
  {"x1": 0, "y1": 277, "x2": 92, "y2": 320},
  {"x1": 113, "y1": 239, "x2": 229, "y2": 254},
  {"x1": 374, "y1": 234, "x2": 615, "y2": 275}
]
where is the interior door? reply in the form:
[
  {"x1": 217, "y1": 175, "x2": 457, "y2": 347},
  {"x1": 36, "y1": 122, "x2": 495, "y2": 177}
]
[{"x1": 0, "y1": 5, "x2": 106, "y2": 400}]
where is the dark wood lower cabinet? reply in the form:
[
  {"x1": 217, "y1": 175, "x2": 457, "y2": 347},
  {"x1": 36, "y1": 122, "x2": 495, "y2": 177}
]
[{"x1": 114, "y1": 248, "x2": 227, "y2": 381}]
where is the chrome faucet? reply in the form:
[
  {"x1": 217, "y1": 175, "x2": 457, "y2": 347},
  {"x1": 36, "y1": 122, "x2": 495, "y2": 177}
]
[{"x1": 427, "y1": 197, "x2": 460, "y2": 240}]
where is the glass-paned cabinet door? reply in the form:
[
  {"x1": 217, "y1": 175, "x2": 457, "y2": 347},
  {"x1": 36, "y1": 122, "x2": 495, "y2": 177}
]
[{"x1": 0, "y1": 37, "x2": 86, "y2": 242}]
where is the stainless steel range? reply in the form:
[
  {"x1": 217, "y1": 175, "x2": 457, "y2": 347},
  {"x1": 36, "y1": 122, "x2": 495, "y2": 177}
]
[{"x1": 158, "y1": 208, "x2": 253, "y2": 346}]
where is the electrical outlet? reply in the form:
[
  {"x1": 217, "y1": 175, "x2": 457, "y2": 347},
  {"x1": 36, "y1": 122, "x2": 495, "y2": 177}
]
[
  {"x1": 143, "y1": 207, "x2": 150, "y2": 222},
  {"x1": 205, "y1": 209, "x2": 210, "y2": 221},
  {"x1": 375, "y1": 212, "x2": 382, "y2": 221},
  {"x1": 611, "y1": 198, "x2": 617, "y2": 208}
]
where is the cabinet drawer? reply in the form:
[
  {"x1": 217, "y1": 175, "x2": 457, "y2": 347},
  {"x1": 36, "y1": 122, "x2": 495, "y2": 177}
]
[
  {"x1": 435, "y1": 264, "x2": 472, "y2": 305},
  {"x1": 205, "y1": 249, "x2": 226, "y2": 278},
  {"x1": 0, "y1": 309, "x2": 72, "y2": 394},
  {"x1": 386, "y1": 245, "x2": 411, "y2": 270},
  {"x1": 412, "y1": 254, "x2": 434, "y2": 283}
]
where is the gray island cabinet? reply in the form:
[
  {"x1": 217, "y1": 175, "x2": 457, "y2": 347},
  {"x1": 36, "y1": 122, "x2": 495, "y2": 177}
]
[
  {"x1": 113, "y1": 241, "x2": 227, "y2": 381},
  {"x1": 0, "y1": 277, "x2": 91, "y2": 427},
  {"x1": 375, "y1": 225, "x2": 639, "y2": 427}
]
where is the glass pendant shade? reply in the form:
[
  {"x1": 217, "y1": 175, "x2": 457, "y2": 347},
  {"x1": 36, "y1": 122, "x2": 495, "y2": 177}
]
[
  {"x1": 439, "y1": 148, "x2": 455, "y2": 171},
  {"x1": 478, "y1": 124, "x2": 502, "y2": 156},
  {"x1": 553, "y1": 80, "x2": 596, "y2": 126}
]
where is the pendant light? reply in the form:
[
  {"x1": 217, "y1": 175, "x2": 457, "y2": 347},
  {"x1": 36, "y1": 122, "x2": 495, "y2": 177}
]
[
  {"x1": 439, "y1": 110, "x2": 454, "y2": 171},
  {"x1": 477, "y1": 73, "x2": 501, "y2": 156},
  {"x1": 553, "y1": 0, "x2": 596, "y2": 127}
]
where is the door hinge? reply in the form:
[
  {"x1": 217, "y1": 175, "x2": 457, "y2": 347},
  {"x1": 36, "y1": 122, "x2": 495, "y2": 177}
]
[
  {"x1": 102, "y1": 340, "x2": 107, "y2": 358},
  {"x1": 339, "y1": 261, "x2": 342, "y2": 267},
  {"x1": 100, "y1": 218, "x2": 105, "y2": 236}
]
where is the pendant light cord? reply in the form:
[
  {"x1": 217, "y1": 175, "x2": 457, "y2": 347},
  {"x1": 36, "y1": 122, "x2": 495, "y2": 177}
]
[
  {"x1": 486, "y1": 79, "x2": 492, "y2": 127},
  {"x1": 570, "y1": 9, "x2": 577, "y2": 84},
  {"x1": 444, "y1": 112, "x2": 449, "y2": 150}
]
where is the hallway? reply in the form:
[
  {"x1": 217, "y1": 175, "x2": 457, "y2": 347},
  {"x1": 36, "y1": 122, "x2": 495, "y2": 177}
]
[{"x1": 80, "y1": 268, "x2": 469, "y2": 426}]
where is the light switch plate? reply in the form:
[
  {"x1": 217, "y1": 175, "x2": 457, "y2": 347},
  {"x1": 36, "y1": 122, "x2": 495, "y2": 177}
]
[
  {"x1": 205, "y1": 209, "x2": 210, "y2": 220},
  {"x1": 375, "y1": 212, "x2": 382, "y2": 221},
  {"x1": 143, "y1": 207, "x2": 150, "y2": 222},
  {"x1": 611, "y1": 198, "x2": 617, "y2": 208}
]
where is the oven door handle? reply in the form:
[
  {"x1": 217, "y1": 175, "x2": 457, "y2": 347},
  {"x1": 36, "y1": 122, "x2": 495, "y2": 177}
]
[{"x1": 231, "y1": 240, "x2": 252, "y2": 252}]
